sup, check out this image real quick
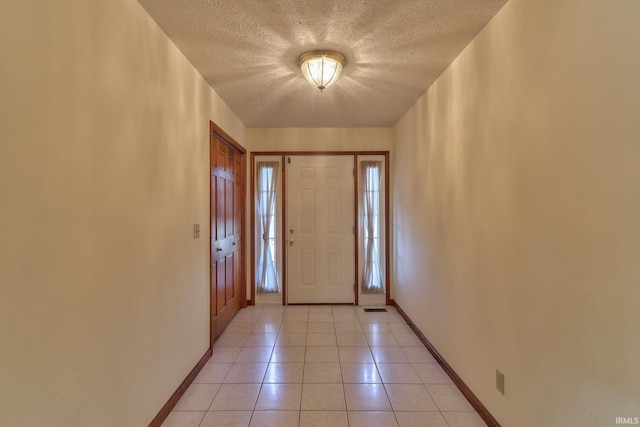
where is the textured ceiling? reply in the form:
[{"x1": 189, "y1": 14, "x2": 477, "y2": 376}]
[{"x1": 137, "y1": 0, "x2": 508, "y2": 127}]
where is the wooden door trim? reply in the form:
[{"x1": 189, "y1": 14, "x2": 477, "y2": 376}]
[
  {"x1": 383, "y1": 152, "x2": 391, "y2": 306},
  {"x1": 254, "y1": 150, "x2": 388, "y2": 156},
  {"x1": 250, "y1": 151, "x2": 390, "y2": 306},
  {"x1": 249, "y1": 155, "x2": 255, "y2": 306},
  {"x1": 211, "y1": 123, "x2": 246, "y2": 155},
  {"x1": 280, "y1": 155, "x2": 287, "y2": 306},
  {"x1": 210, "y1": 121, "x2": 246, "y2": 349},
  {"x1": 353, "y1": 155, "x2": 359, "y2": 307}
]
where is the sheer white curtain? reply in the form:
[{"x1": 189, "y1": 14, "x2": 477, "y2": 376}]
[
  {"x1": 360, "y1": 161, "x2": 384, "y2": 294},
  {"x1": 256, "y1": 161, "x2": 280, "y2": 294}
]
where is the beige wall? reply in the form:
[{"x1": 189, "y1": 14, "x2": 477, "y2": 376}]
[
  {"x1": 393, "y1": 0, "x2": 640, "y2": 426},
  {"x1": 0, "y1": 0, "x2": 245, "y2": 425},
  {"x1": 5, "y1": 0, "x2": 639, "y2": 425},
  {"x1": 246, "y1": 127, "x2": 393, "y2": 152}
]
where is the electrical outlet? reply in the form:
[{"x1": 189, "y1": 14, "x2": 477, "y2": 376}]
[
  {"x1": 496, "y1": 370, "x2": 505, "y2": 395},
  {"x1": 193, "y1": 224, "x2": 200, "y2": 239}
]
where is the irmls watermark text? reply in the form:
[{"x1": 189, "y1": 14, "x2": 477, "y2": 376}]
[{"x1": 616, "y1": 417, "x2": 640, "y2": 425}]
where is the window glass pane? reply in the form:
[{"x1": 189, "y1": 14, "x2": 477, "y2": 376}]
[
  {"x1": 256, "y1": 161, "x2": 280, "y2": 294},
  {"x1": 360, "y1": 161, "x2": 384, "y2": 294}
]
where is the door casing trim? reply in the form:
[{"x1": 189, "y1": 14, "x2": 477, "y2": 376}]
[{"x1": 249, "y1": 151, "x2": 390, "y2": 306}]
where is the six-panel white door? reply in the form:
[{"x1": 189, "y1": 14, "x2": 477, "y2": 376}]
[{"x1": 286, "y1": 155, "x2": 355, "y2": 304}]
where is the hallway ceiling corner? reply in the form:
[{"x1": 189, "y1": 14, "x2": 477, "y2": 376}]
[{"x1": 137, "y1": 0, "x2": 508, "y2": 128}]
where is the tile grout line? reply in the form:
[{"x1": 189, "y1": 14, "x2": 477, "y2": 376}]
[{"x1": 173, "y1": 305, "x2": 475, "y2": 427}]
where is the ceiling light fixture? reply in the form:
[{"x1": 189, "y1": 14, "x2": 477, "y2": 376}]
[{"x1": 297, "y1": 50, "x2": 346, "y2": 92}]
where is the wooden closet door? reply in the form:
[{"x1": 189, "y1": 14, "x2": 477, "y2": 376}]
[{"x1": 210, "y1": 125, "x2": 245, "y2": 343}]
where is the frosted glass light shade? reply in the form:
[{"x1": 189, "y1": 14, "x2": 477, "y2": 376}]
[{"x1": 297, "y1": 50, "x2": 346, "y2": 92}]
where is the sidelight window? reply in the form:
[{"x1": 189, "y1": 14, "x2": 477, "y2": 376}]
[
  {"x1": 359, "y1": 160, "x2": 384, "y2": 294},
  {"x1": 256, "y1": 161, "x2": 280, "y2": 294}
]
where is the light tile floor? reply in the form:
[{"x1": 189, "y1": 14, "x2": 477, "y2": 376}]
[{"x1": 162, "y1": 305, "x2": 487, "y2": 427}]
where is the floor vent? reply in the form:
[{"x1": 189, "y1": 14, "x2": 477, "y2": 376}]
[{"x1": 363, "y1": 308, "x2": 387, "y2": 313}]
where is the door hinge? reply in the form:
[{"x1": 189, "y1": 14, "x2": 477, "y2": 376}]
[{"x1": 287, "y1": 157, "x2": 291, "y2": 164}]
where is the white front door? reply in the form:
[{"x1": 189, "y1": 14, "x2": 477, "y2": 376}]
[{"x1": 286, "y1": 155, "x2": 355, "y2": 304}]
